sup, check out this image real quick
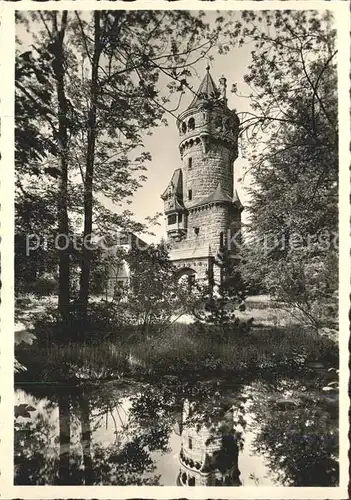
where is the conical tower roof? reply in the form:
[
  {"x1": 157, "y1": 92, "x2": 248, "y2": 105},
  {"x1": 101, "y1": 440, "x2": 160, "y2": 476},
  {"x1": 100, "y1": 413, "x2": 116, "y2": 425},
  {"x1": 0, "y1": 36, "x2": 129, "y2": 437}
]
[
  {"x1": 201, "y1": 182, "x2": 233, "y2": 205},
  {"x1": 188, "y1": 66, "x2": 220, "y2": 109},
  {"x1": 187, "y1": 183, "x2": 232, "y2": 209},
  {"x1": 233, "y1": 188, "x2": 244, "y2": 211},
  {"x1": 161, "y1": 168, "x2": 183, "y2": 200}
]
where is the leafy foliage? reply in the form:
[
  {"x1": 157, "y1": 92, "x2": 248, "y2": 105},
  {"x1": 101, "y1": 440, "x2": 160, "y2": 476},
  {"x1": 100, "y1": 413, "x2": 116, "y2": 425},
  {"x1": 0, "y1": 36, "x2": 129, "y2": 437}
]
[
  {"x1": 111, "y1": 242, "x2": 193, "y2": 335},
  {"x1": 193, "y1": 245, "x2": 249, "y2": 340},
  {"x1": 250, "y1": 379, "x2": 338, "y2": 486},
  {"x1": 234, "y1": 11, "x2": 338, "y2": 328}
]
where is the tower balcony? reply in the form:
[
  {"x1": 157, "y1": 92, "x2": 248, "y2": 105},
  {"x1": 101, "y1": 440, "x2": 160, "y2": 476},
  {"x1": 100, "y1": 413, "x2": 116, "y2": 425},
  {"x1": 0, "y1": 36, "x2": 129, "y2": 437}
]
[
  {"x1": 178, "y1": 112, "x2": 239, "y2": 159},
  {"x1": 167, "y1": 225, "x2": 187, "y2": 240},
  {"x1": 166, "y1": 213, "x2": 187, "y2": 240},
  {"x1": 178, "y1": 111, "x2": 238, "y2": 143}
]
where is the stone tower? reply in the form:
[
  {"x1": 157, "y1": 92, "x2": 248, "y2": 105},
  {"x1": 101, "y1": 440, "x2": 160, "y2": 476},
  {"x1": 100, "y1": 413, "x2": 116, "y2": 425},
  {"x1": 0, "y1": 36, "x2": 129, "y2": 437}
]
[{"x1": 161, "y1": 67, "x2": 243, "y2": 283}]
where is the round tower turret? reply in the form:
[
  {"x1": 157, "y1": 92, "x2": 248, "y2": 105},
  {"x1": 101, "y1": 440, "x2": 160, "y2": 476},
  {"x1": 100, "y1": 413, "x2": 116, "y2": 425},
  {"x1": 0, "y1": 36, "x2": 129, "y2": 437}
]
[
  {"x1": 161, "y1": 67, "x2": 243, "y2": 282},
  {"x1": 177, "y1": 67, "x2": 240, "y2": 206}
]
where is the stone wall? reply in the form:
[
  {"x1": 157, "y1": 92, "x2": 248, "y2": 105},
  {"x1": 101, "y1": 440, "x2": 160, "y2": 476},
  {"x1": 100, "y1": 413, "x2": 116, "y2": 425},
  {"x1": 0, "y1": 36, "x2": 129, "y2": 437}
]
[
  {"x1": 173, "y1": 258, "x2": 209, "y2": 281},
  {"x1": 182, "y1": 139, "x2": 234, "y2": 203},
  {"x1": 188, "y1": 203, "x2": 229, "y2": 251},
  {"x1": 175, "y1": 204, "x2": 240, "y2": 254},
  {"x1": 169, "y1": 202, "x2": 241, "y2": 281}
]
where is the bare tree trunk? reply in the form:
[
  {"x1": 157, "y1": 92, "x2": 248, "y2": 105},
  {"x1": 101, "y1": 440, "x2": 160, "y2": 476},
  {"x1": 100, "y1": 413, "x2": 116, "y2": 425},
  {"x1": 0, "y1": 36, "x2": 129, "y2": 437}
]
[
  {"x1": 79, "y1": 391, "x2": 93, "y2": 485},
  {"x1": 52, "y1": 11, "x2": 70, "y2": 324},
  {"x1": 58, "y1": 392, "x2": 71, "y2": 484},
  {"x1": 78, "y1": 11, "x2": 101, "y2": 315}
]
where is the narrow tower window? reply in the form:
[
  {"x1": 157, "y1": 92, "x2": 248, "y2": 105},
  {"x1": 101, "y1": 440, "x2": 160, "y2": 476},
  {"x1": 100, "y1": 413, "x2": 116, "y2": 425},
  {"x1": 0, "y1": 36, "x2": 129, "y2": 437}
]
[
  {"x1": 188, "y1": 189, "x2": 192, "y2": 201},
  {"x1": 182, "y1": 122, "x2": 187, "y2": 134},
  {"x1": 220, "y1": 231, "x2": 224, "y2": 248},
  {"x1": 188, "y1": 437, "x2": 193, "y2": 449},
  {"x1": 188, "y1": 117, "x2": 195, "y2": 131},
  {"x1": 188, "y1": 157, "x2": 192, "y2": 169}
]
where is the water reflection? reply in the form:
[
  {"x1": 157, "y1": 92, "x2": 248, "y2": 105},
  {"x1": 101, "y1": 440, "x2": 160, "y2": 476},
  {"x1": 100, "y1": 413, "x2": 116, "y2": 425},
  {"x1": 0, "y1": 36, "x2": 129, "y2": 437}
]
[
  {"x1": 14, "y1": 377, "x2": 338, "y2": 486},
  {"x1": 248, "y1": 379, "x2": 339, "y2": 486},
  {"x1": 176, "y1": 399, "x2": 241, "y2": 486}
]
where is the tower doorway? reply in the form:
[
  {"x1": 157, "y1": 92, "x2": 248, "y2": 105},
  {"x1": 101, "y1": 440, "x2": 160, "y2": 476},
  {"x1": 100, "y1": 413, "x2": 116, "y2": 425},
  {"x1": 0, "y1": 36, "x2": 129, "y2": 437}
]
[{"x1": 175, "y1": 267, "x2": 196, "y2": 292}]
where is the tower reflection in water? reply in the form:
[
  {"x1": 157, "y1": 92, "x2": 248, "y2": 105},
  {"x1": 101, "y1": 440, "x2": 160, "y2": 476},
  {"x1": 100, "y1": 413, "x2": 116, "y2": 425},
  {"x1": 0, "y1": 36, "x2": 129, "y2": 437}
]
[{"x1": 175, "y1": 399, "x2": 241, "y2": 486}]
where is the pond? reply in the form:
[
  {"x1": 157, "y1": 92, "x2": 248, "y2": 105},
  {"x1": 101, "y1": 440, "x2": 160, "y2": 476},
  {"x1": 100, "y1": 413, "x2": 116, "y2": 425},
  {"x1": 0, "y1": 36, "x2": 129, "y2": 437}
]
[{"x1": 14, "y1": 375, "x2": 338, "y2": 486}]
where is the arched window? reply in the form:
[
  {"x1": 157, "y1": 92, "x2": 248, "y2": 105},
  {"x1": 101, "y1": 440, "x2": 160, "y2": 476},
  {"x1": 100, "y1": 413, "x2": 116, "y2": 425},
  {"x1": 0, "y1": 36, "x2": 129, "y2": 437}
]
[
  {"x1": 189, "y1": 476, "x2": 196, "y2": 486},
  {"x1": 181, "y1": 472, "x2": 187, "y2": 484},
  {"x1": 182, "y1": 122, "x2": 187, "y2": 134},
  {"x1": 188, "y1": 117, "x2": 195, "y2": 131},
  {"x1": 188, "y1": 157, "x2": 192, "y2": 169}
]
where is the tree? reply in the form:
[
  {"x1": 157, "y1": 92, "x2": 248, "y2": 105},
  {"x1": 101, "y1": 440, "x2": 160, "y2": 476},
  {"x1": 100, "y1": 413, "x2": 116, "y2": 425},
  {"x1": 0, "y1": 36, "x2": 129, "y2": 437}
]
[
  {"x1": 116, "y1": 242, "x2": 191, "y2": 335},
  {"x1": 15, "y1": 184, "x2": 58, "y2": 293},
  {"x1": 15, "y1": 11, "x2": 72, "y2": 320},
  {"x1": 193, "y1": 243, "x2": 248, "y2": 335},
  {"x1": 50, "y1": 11, "x2": 71, "y2": 321},
  {"x1": 16, "y1": 11, "x2": 236, "y2": 323},
  {"x1": 15, "y1": 19, "x2": 59, "y2": 293},
  {"x1": 233, "y1": 11, "x2": 338, "y2": 328},
  {"x1": 69, "y1": 10, "x2": 237, "y2": 313}
]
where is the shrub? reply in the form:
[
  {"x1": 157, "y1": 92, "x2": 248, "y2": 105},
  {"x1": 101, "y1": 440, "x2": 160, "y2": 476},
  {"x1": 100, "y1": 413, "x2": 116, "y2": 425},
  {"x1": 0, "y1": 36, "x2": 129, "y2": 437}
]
[
  {"x1": 128, "y1": 322, "x2": 337, "y2": 377},
  {"x1": 188, "y1": 319, "x2": 253, "y2": 343},
  {"x1": 31, "y1": 301, "x2": 138, "y2": 344},
  {"x1": 32, "y1": 273, "x2": 58, "y2": 296}
]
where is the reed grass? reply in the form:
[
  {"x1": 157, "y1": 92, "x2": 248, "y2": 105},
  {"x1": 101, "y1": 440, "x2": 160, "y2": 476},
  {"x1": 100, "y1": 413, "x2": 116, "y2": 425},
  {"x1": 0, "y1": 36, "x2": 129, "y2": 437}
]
[{"x1": 15, "y1": 320, "x2": 337, "y2": 383}]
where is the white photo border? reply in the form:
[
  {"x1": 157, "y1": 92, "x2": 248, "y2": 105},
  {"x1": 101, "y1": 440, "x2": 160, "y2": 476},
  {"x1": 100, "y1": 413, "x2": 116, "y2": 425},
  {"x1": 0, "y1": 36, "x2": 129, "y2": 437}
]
[{"x1": 0, "y1": 1, "x2": 349, "y2": 498}]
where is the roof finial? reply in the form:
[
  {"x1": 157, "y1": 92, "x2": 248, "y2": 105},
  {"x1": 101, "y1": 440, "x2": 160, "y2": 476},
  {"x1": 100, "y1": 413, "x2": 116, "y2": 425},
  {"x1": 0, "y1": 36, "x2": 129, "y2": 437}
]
[{"x1": 206, "y1": 61, "x2": 210, "y2": 72}]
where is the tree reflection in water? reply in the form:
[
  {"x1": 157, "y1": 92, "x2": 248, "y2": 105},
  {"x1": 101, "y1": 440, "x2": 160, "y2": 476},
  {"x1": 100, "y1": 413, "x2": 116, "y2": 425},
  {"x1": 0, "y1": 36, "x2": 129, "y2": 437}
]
[
  {"x1": 15, "y1": 404, "x2": 58, "y2": 484},
  {"x1": 14, "y1": 376, "x2": 338, "y2": 486},
  {"x1": 249, "y1": 379, "x2": 339, "y2": 486}
]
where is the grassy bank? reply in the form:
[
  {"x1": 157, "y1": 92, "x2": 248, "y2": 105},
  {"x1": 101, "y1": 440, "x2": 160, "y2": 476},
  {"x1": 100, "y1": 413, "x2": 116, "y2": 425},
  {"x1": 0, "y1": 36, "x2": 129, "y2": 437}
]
[{"x1": 15, "y1": 320, "x2": 338, "y2": 383}]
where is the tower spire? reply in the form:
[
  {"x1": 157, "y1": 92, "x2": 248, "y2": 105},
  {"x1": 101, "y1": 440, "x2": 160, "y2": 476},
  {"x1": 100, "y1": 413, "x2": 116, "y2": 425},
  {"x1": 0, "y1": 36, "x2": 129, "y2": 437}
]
[{"x1": 188, "y1": 66, "x2": 219, "y2": 109}]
